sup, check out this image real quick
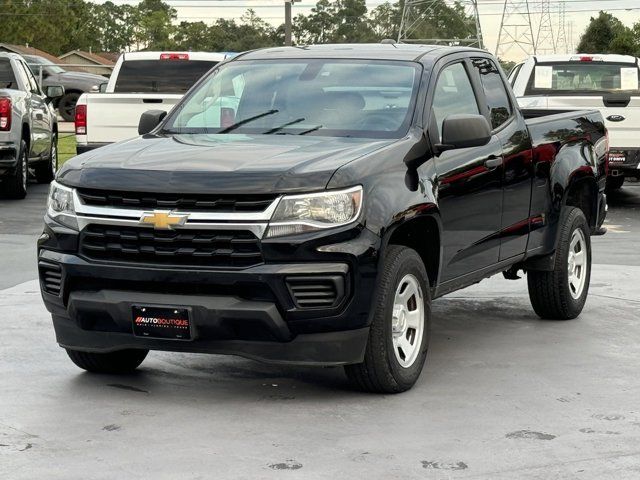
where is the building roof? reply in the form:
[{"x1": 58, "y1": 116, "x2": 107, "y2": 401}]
[
  {"x1": 0, "y1": 43, "x2": 60, "y2": 64},
  {"x1": 59, "y1": 50, "x2": 115, "y2": 66}
]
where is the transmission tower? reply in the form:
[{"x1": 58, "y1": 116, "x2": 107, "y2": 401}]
[
  {"x1": 554, "y1": 2, "x2": 568, "y2": 54},
  {"x1": 496, "y1": 1, "x2": 536, "y2": 59},
  {"x1": 398, "y1": 0, "x2": 484, "y2": 49},
  {"x1": 535, "y1": 0, "x2": 555, "y2": 55}
]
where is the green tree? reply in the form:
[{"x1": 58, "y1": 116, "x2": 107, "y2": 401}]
[{"x1": 577, "y1": 11, "x2": 629, "y2": 53}]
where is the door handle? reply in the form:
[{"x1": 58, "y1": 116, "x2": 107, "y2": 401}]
[{"x1": 484, "y1": 156, "x2": 503, "y2": 169}]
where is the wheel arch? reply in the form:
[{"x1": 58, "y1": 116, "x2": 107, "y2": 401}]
[{"x1": 381, "y1": 211, "x2": 442, "y2": 289}]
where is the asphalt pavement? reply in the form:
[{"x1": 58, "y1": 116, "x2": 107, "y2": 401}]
[{"x1": 1, "y1": 181, "x2": 639, "y2": 479}]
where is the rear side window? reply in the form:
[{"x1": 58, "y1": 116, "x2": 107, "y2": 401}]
[
  {"x1": 114, "y1": 60, "x2": 218, "y2": 93},
  {"x1": 473, "y1": 58, "x2": 512, "y2": 130},
  {"x1": 0, "y1": 59, "x2": 18, "y2": 89},
  {"x1": 526, "y1": 62, "x2": 640, "y2": 95},
  {"x1": 432, "y1": 62, "x2": 479, "y2": 140}
]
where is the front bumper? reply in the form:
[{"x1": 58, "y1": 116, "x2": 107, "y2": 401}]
[
  {"x1": 38, "y1": 220, "x2": 380, "y2": 366},
  {"x1": 608, "y1": 148, "x2": 640, "y2": 177}
]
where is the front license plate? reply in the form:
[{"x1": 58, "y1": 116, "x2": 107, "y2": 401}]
[
  {"x1": 132, "y1": 305, "x2": 192, "y2": 340},
  {"x1": 609, "y1": 152, "x2": 626, "y2": 163}
]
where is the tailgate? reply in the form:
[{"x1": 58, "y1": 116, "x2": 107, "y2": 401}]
[
  {"x1": 518, "y1": 95, "x2": 640, "y2": 149},
  {"x1": 84, "y1": 93, "x2": 182, "y2": 144}
]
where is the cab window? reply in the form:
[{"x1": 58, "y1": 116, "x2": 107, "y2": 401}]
[
  {"x1": 473, "y1": 58, "x2": 512, "y2": 130},
  {"x1": 431, "y1": 62, "x2": 479, "y2": 140}
]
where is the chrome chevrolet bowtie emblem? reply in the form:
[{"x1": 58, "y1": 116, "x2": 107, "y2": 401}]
[{"x1": 140, "y1": 211, "x2": 189, "y2": 230}]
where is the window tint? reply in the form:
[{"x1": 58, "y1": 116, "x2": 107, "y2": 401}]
[
  {"x1": 432, "y1": 62, "x2": 479, "y2": 139},
  {"x1": 473, "y1": 59, "x2": 512, "y2": 129},
  {"x1": 0, "y1": 58, "x2": 18, "y2": 89},
  {"x1": 20, "y1": 61, "x2": 41, "y2": 94},
  {"x1": 114, "y1": 60, "x2": 218, "y2": 93}
]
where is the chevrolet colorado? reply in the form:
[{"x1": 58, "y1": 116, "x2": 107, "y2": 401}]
[{"x1": 39, "y1": 44, "x2": 607, "y2": 393}]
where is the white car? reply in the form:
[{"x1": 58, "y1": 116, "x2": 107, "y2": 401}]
[
  {"x1": 509, "y1": 54, "x2": 640, "y2": 190},
  {"x1": 74, "y1": 51, "x2": 231, "y2": 154}
]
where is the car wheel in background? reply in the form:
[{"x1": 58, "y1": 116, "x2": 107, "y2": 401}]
[
  {"x1": 35, "y1": 133, "x2": 57, "y2": 184},
  {"x1": 4, "y1": 139, "x2": 28, "y2": 199},
  {"x1": 66, "y1": 349, "x2": 149, "y2": 374},
  {"x1": 345, "y1": 245, "x2": 431, "y2": 393},
  {"x1": 527, "y1": 207, "x2": 591, "y2": 320},
  {"x1": 58, "y1": 92, "x2": 81, "y2": 122}
]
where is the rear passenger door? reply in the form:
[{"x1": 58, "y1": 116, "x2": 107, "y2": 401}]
[
  {"x1": 15, "y1": 60, "x2": 49, "y2": 156},
  {"x1": 430, "y1": 58, "x2": 504, "y2": 282},
  {"x1": 471, "y1": 57, "x2": 533, "y2": 260}
]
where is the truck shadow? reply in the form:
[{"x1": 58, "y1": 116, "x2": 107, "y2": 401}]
[{"x1": 64, "y1": 295, "x2": 550, "y2": 401}]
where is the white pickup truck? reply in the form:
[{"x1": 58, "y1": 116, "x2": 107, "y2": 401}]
[
  {"x1": 510, "y1": 54, "x2": 640, "y2": 190},
  {"x1": 75, "y1": 51, "x2": 229, "y2": 154}
]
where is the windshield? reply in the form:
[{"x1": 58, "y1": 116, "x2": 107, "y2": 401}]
[
  {"x1": 526, "y1": 62, "x2": 640, "y2": 95},
  {"x1": 24, "y1": 55, "x2": 66, "y2": 75},
  {"x1": 163, "y1": 59, "x2": 421, "y2": 138}
]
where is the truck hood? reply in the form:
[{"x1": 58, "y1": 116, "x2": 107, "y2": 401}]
[{"x1": 58, "y1": 134, "x2": 395, "y2": 193}]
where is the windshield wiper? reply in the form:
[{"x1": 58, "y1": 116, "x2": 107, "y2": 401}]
[
  {"x1": 263, "y1": 118, "x2": 305, "y2": 134},
  {"x1": 298, "y1": 125, "x2": 323, "y2": 135},
  {"x1": 219, "y1": 109, "x2": 279, "y2": 134}
]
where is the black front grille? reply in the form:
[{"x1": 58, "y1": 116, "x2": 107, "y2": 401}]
[
  {"x1": 39, "y1": 261, "x2": 62, "y2": 296},
  {"x1": 286, "y1": 275, "x2": 345, "y2": 309},
  {"x1": 80, "y1": 225, "x2": 263, "y2": 268},
  {"x1": 76, "y1": 188, "x2": 277, "y2": 212}
]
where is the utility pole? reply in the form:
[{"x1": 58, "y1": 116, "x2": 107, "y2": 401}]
[
  {"x1": 284, "y1": 0, "x2": 300, "y2": 46},
  {"x1": 536, "y1": 0, "x2": 555, "y2": 55},
  {"x1": 496, "y1": 0, "x2": 536, "y2": 59},
  {"x1": 398, "y1": 0, "x2": 484, "y2": 49},
  {"x1": 554, "y1": 1, "x2": 568, "y2": 54}
]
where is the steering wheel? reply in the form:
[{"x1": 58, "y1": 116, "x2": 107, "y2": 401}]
[{"x1": 357, "y1": 114, "x2": 398, "y2": 132}]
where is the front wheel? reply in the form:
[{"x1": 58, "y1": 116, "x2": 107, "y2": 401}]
[
  {"x1": 66, "y1": 349, "x2": 148, "y2": 374},
  {"x1": 527, "y1": 207, "x2": 591, "y2": 320},
  {"x1": 345, "y1": 245, "x2": 431, "y2": 393}
]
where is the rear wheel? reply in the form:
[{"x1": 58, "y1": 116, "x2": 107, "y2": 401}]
[
  {"x1": 345, "y1": 245, "x2": 431, "y2": 393},
  {"x1": 4, "y1": 139, "x2": 28, "y2": 199},
  {"x1": 34, "y1": 133, "x2": 57, "y2": 184},
  {"x1": 527, "y1": 207, "x2": 591, "y2": 320},
  {"x1": 66, "y1": 349, "x2": 148, "y2": 374}
]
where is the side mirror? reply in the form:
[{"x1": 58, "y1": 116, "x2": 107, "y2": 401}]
[
  {"x1": 98, "y1": 82, "x2": 108, "y2": 93},
  {"x1": 45, "y1": 85, "x2": 65, "y2": 99},
  {"x1": 437, "y1": 114, "x2": 491, "y2": 153},
  {"x1": 138, "y1": 109, "x2": 167, "y2": 135}
]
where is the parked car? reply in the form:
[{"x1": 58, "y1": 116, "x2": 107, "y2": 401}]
[
  {"x1": 23, "y1": 54, "x2": 107, "y2": 122},
  {"x1": 0, "y1": 52, "x2": 63, "y2": 198},
  {"x1": 40, "y1": 44, "x2": 607, "y2": 392},
  {"x1": 74, "y1": 51, "x2": 229, "y2": 153},
  {"x1": 509, "y1": 54, "x2": 640, "y2": 190}
]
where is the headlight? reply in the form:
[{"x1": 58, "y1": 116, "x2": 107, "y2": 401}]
[
  {"x1": 47, "y1": 181, "x2": 78, "y2": 230},
  {"x1": 266, "y1": 186, "x2": 363, "y2": 238}
]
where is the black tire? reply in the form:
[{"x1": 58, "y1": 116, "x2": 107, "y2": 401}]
[
  {"x1": 4, "y1": 139, "x2": 28, "y2": 199},
  {"x1": 58, "y1": 92, "x2": 81, "y2": 122},
  {"x1": 66, "y1": 349, "x2": 148, "y2": 374},
  {"x1": 345, "y1": 245, "x2": 431, "y2": 393},
  {"x1": 606, "y1": 176, "x2": 624, "y2": 191},
  {"x1": 527, "y1": 207, "x2": 591, "y2": 320},
  {"x1": 34, "y1": 133, "x2": 57, "y2": 184}
]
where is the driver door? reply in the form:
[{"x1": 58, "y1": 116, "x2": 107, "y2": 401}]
[{"x1": 430, "y1": 59, "x2": 504, "y2": 282}]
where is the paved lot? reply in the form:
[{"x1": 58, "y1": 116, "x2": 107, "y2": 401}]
[{"x1": 1, "y1": 182, "x2": 639, "y2": 479}]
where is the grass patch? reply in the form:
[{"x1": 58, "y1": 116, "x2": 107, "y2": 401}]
[{"x1": 58, "y1": 134, "x2": 77, "y2": 166}]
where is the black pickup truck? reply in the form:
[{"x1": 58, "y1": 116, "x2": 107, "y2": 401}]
[{"x1": 39, "y1": 44, "x2": 607, "y2": 393}]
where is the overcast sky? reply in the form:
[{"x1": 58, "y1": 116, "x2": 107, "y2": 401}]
[{"x1": 104, "y1": 1, "x2": 640, "y2": 61}]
